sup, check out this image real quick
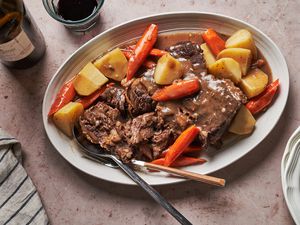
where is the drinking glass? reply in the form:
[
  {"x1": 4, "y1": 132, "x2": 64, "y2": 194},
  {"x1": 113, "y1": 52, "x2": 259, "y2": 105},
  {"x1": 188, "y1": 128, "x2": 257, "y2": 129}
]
[{"x1": 42, "y1": 0, "x2": 105, "y2": 32}]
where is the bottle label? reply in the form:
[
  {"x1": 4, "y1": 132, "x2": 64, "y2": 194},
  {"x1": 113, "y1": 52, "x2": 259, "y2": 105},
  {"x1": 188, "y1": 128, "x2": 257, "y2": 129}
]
[{"x1": 0, "y1": 30, "x2": 35, "y2": 62}]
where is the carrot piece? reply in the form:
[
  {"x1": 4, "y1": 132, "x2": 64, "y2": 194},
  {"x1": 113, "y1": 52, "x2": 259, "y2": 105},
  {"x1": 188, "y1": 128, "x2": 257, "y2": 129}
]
[
  {"x1": 151, "y1": 156, "x2": 206, "y2": 167},
  {"x1": 126, "y1": 45, "x2": 167, "y2": 57},
  {"x1": 164, "y1": 125, "x2": 200, "y2": 167},
  {"x1": 152, "y1": 79, "x2": 200, "y2": 102},
  {"x1": 160, "y1": 145, "x2": 203, "y2": 158},
  {"x1": 122, "y1": 50, "x2": 156, "y2": 69},
  {"x1": 202, "y1": 28, "x2": 225, "y2": 56},
  {"x1": 48, "y1": 77, "x2": 76, "y2": 116},
  {"x1": 171, "y1": 157, "x2": 206, "y2": 167},
  {"x1": 76, "y1": 83, "x2": 114, "y2": 109},
  {"x1": 150, "y1": 158, "x2": 165, "y2": 166},
  {"x1": 149, "y1": 48, "x2": 168, "y2": 57},
  {"x1": 127, "y1": 24, "x2": 158, "y2": 81},
  {"x1": 122, "y1": 50, "x2": 133, "y2": 59},
  {"x1": 246, "y1": 79, "x2": 280, "y2": 115}
]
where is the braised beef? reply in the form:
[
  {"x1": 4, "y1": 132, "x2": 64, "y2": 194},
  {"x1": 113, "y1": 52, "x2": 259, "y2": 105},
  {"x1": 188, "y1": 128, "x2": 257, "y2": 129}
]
[
  {"x1": 156, "y1": 74, "x2": 247, "y2": 147},
  {"x1": 121, "y1": 112, "x2": 159, "y2": 145},
  {"x1": 196, "y1": 75, "x2": 247, "y2": 146},
  {"x1": 79, "y1": 103, "x2": 169, "y2": 162},
  {"x1": 125, "y1": 78, "x2": 157, "y2": 116},
  {"x1": 101, "y1": 86, "x2": 127, "y2": 114},
  {"x1": 139, "y1": 68, "x2": 159, "y2": 95},
  {"x1": 79, "y1": 102, "x2": 122, "y2": 148},
  {"x1": 79, "y1": 102, "x2": 134, "y2": 162},
  {"x1": 117, "y1": 112, "x2": 170, "y2": 160},
  {"x1": 166, "y1": 41, "x2": 207, "y2": 75},
  {"x1": 151, "y1": 129, "x2": 172, "y2": 158}
]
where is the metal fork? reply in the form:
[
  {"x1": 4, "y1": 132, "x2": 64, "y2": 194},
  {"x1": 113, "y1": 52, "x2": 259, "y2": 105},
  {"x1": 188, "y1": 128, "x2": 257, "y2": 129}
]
[{"x1": 73, "y1": 127, "x2": 192, "y2": 225}]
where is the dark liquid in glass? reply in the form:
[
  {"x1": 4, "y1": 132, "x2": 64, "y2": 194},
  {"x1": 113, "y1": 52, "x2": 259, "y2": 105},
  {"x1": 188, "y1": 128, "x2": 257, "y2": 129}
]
[{"x1": 57, "y1": 0, "x2": 98, "y2": 21}]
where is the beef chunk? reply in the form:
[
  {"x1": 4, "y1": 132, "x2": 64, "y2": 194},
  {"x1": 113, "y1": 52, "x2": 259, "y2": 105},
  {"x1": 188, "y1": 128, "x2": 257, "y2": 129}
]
[
  {"x1": 117, "y1": 112, "x2": 170, "y2": 160},
  {"x1": 79, "y1": 102, "x2": 121, "y2": 148},
  {"x1": 139, "y1": 69, "x2": 159, "y2": 95},
  {"x1": 156, "y1": 74, "x2": 247, "y2": 147},
  {"x1": 121, "y1": 112, "x2": 158, "y2": 145},
  {"x1": 196, "y1": 75, "x2": 247, "y2": 146},
  {"x1": 125, "y1": 78, "x2": 157, "y2": 116},
  {"x1": 156, "y1": 101, "x2": 196, "y2": 136},
  {"x1": 167, "y1": 41, "x2": 201, "y2": 59},
  {"x1": 79, "y1": 102, "x2": 133, "y2": 162},
  {"x1": 101, "y1": 86, "x2": 127, "y2": 114},
  {"x1": 166, "y1": 41, "x2": 207, "y2": 75},
  {"x1": 151, "y1": 129, "x2": 172, "y2": 158}
]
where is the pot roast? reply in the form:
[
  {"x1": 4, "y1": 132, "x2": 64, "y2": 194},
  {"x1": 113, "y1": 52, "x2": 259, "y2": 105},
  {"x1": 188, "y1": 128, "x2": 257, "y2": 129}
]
[{"x1": 79, "y1": 41, "x2": 246, "y2": 162}]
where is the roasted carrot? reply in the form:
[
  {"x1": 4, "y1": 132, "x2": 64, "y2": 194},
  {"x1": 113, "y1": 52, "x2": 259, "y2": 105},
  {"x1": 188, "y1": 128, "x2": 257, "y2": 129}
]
[
  {"x1": 152, "y1": 79, "x2": 200, "y2": 101},
  {"x1": 246, "y1": 79, "x2": 280, "y2": 115},
  {"x1": 202, "y1": 28, "x2": 225, "y2": 56},
  {"x1": 76, "y1": 83, "x2": 114, "y2": 109},
  {"x1": 149, "y1": 48, "x2": 168, "y2": 57},
  {"x1": 122, "y1": 50, "x2": 133, "y2": 59},
  {"x1": 160, "y1": 145, "x2": 203, "y2": 158},
  {"x1": 164, "y1": 125, "x2": 200, "y2": 167},
  {"x1": 150, "y1": 158, "x2": 165, "y2": 166},
  {"x1": 127, "y1": 24, "x2": 158, "y2": 81},
  {"x1": 151, "y1": 156, "x2": 206, "y2": 168},
  {"x1": 48, "y1": 77, "x2": 76, "y2": 116},
  {"x1": 126, "y1": 45, "x2": 167, "y2": 57},
  {"x1": 171, "y1": 157, "x2": 206, "y2": 167},
  {"x1": 122, "y1": 50, "x2": 156, "y2": 69}
]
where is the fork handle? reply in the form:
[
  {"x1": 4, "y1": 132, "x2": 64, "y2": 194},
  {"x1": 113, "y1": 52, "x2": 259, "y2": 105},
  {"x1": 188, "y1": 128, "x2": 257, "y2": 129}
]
[
  {"x1": 143, "y1": 162, "x2": 225, "y2": 187},
  {"x1": 113, "y1": 159, "x2": 192, "y2": 225}
]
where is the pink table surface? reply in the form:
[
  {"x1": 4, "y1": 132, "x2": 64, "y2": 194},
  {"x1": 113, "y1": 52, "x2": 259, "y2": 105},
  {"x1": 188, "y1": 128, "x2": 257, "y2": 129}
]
[{"x1": 1, "y1": 0, "x2": 299, "y2": 224}]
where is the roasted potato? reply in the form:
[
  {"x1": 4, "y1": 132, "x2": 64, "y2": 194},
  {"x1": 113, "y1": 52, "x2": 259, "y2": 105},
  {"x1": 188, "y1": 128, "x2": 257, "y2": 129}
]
[
  {"x1": 217, "y1": 48, "x2": 252, "y2": 76},
  {"x1": 154, "y1": 53, "x2": 183, "y2": 85},
  {"x1": 225, "y1": 29, "x2": 257, "y2": 59},
  {"x1": 200, "y1": 43, "x2": 216, "y2": 68},
  {"x1": 239, "y1": 68, "x2": 268, "y2": 98},
  {"x1": 53, "y1": 102, "x2": 84, "y2": 137},
  {"x1": 94, "y1": 48, "x2": 128, "y2": 81},
  {"x1": 73, "y1": 62, "x2": 108, "y2": 96},
  {"x1": 208, "y1": 58, "x2": 242, "y2": 84},
  {"x1": 229, "y1": 105, "x2": 256, "y2": 135}
]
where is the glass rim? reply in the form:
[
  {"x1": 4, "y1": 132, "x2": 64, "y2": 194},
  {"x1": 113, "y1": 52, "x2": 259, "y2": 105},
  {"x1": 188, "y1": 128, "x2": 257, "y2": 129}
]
[{"x1": 42, "y1": 0, "x2": 105, "y2": 25}]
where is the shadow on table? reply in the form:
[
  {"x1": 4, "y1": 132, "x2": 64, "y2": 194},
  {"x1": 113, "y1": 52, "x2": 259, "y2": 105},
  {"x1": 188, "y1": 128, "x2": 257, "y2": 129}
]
[{"x1": 75, "y1": 108, "x2": 288, "y2": 201}]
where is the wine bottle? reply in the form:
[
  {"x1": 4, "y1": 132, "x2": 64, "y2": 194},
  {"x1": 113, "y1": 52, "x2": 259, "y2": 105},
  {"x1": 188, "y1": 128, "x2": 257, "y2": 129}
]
[{"x1": 0, "y1": 0, "x2": 45, "y2": 69}]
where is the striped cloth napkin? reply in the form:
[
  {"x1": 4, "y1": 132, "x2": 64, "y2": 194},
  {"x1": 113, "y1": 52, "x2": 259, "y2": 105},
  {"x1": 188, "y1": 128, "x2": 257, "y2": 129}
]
[{"x1": 0, "y1": 129, "x2": 49, "y2": 225}]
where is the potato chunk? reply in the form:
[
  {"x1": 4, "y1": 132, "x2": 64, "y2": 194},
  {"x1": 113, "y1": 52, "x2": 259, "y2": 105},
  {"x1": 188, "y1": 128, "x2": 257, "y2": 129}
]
[
  {"x1": 239, "y1": 68, "x2": 268, "y2": 98},
  {"x1": 154, "y1": 53, "x2": 183, "y2": 85},
  {"x1": 225, "y1": 29, "x2": 257, "y2": 59},
  {"x1": 53, "y1": 102, "x2": 84, "y2": 137},
  {"x1": 217, "y1": 48, "x2": 252, "y2": 76},
  {"x1": 229, "y1": 105, "x2": 256, "y2": 135},
  {"x1": 200, "y1": 43, "x2": 216, "y2": 68},
  {"x1": 94, "y1": 48, "x2": 128, "y2": 81},
  {"x1": 208, "y1": 58, "x2": 242, "y2": 84},
  {"x1": 73, "y1": 62, "x2": 108, "y2": 96}
]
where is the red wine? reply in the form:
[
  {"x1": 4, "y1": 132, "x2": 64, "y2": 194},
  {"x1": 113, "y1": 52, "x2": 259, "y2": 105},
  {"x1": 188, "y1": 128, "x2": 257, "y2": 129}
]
[
  {"x1": 58, "y1": 0, "x2": 98, "y2": 21},
  {"x1": 0, "y1": 0, "x2": 45, "y2": 69}
]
